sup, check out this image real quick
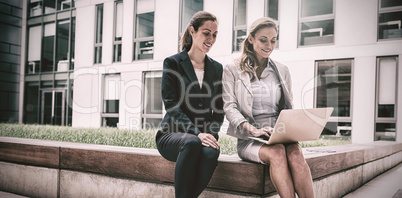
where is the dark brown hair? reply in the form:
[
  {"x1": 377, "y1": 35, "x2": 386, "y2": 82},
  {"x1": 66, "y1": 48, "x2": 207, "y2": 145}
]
[{"x1": 180, "y1": 11, "x2": 218, "y2": 51}]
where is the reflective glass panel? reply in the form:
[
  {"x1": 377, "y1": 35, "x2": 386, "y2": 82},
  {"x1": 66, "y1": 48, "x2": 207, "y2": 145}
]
[
  {"x1": 56, "y1": 20, "x2": 70, "y2": 72},
  {"x1": 301, "y1": 0, "x2": 333, "y2": 17},
  {"x1": 181, "y1": 0, "x2": 203, "y2": 33},
  {"x1": 300, "y1": 19, "x2": 334, "y2": 46},
  {"x1": 316, "y1": 59, "x2": 352, "y2": 117},
  {"x1": 378, "y1": 12, "x2": 402, "y2": 40},
  {"x1": 42, "y1": 23, "x2": 55, "y2": 72}
]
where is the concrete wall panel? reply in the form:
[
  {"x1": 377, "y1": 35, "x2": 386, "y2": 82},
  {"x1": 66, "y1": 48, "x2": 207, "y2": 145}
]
[{"x1": 0, "y1": 161, "x2": 58, "y2": 198}]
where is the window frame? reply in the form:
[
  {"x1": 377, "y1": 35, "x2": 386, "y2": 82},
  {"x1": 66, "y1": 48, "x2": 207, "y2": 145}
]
[
  {"x1": 113, "y1": 0, "x2": 123, "y2": 63},
  {"x1": 56, "y1": 19, "x2": 72, "y2": 72},
  {"x1": 27, "y1": 25, "x2": 42, "y2": 74},
  {"x1": 141, "y1": 70, "x2": 164, "y2": 129},
  {"x1": 94, "y1": 3, "x2": 103, "y2": 64},
  {"x1": 374, "y1": 56, "x2": 398, "y2": 141},
  {"x1": 232, "y1": 0, "x2": 247, "y2": 52},
  {"x1": 298, "y1": 0, "x2": 335, "y2": 47},
  {"x1": 178, "y1": 0, "x2": 204, "y2": 52},
  {"x1": 133, "y1": 0, "x2": 155, "y2": 61},
  {"x1": 314, "y1": 58, "x2": 354, "y2": 135},
  {"x1": 264, "y1": 0, "x2": 280, "y2": 49},
  {"x1": 24, "y1": 0, "x2": 75, "y2": 126},
  {"x1": 101, "y1": 73, "x2": 121, "y2": 127},
  {"x1": 377, "y1": 0, "x2": 402, "y2": 41}
]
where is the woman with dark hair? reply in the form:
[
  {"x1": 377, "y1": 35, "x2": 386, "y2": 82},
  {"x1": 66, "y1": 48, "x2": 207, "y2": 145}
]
[
  {"x1": 222, "y1": 17, "x2": 315, "y2": 198},
  {"x1": 155, "y1": 11, "x2": 224, "y2": 198}
]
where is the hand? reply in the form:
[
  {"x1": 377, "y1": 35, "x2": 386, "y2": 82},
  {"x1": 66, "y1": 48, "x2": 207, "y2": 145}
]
[
  {"x1": 198, "y1": 133, "x2": 219, "y2": 149},
  {"x1": 250, "y1": 126, "x2": 273, "y2": 139}
]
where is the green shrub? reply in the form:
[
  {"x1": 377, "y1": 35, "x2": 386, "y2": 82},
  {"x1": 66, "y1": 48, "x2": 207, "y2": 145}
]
[{"x1": 0, "y1": 123, "x2": 350, "y2": 155}]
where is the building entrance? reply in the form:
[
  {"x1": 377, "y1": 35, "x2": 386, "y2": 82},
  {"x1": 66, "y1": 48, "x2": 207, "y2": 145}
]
[{"x1": 41, "y1": 89, "x2": 66, "y2": 125}]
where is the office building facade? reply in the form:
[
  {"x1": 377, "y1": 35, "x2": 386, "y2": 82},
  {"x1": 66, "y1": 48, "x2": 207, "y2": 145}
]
[{"x1": 12, "y1": 0, "x2": 402, "y2": 144}]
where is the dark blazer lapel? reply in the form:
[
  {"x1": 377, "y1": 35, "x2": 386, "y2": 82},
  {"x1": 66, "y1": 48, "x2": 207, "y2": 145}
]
[
  {"x1": 202, "y1": 55, "x2": 215, "y2": 89},
  {"x1": 179, "y1": 50, "x2": 202, "y2": 94}
]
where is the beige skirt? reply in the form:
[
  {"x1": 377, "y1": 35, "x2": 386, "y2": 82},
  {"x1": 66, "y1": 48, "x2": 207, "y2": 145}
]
[{"x1": 237, "y1": 138, "x2": 267, "y2": 164}]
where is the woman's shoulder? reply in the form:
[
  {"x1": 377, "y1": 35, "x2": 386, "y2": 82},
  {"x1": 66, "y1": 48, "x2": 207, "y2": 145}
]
[
  {"x1": 165, "y1": 51, "x2": 183, "y2": 62},
  {"x1": 270, "y1": 59, "x2": 288, "y2": 68},
  {"x1": 270, "y1": 59, "x2": 290, "y2": 73},
  {"x1": 163, "y1": 52, "x2": 185, "y2": 70},
  {"x1": 224, "y1": 60, "x2": 241, "y2": 72}
]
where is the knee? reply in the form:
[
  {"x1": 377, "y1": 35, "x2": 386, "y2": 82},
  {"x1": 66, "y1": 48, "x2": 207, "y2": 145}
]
[
  {"x1": 202, "y1": 147, "x2": 220, "y2": 161},
  {"x1": 260, "y1": 144, "x2": 287, "y2": 165},
  {"x1": 181, "y1": 135, "x2": 202, "y2": 151},
  {"x1": 286, "y1": 144, "x2": 306, "y2": 166}
]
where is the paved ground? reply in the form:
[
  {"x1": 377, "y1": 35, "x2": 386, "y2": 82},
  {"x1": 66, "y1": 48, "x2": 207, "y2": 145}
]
[
  {"x1": 1, "y1": 163, "x2": 401, "y2": 198},
  {"x1": 0, "y1": 191, "x2": 27, "y2": 198},
  {"x1": 343, "y1": 163, "x2": 402, "y2": 198}
]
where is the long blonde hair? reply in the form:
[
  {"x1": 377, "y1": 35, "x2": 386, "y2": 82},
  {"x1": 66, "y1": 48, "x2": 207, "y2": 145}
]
[
  {"x1": 238, "y1": 17, "x2": 278, "y2": 80},
  {"x1": 180, "y1": 11, "x2": 218, "y2": 51}
]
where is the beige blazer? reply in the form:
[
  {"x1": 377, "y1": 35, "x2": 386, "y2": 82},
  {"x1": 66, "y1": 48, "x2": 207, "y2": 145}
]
[{"x1": 222, "y1": 58, "x2": 293, "y2": 140}]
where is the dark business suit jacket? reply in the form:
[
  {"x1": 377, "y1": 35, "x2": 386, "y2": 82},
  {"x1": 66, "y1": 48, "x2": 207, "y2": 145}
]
[{"x1": 158, "y1": 49, "x2": 224, "y2": 139}]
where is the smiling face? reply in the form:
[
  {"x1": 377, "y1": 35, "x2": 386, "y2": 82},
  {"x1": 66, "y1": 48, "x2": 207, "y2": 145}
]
[
  {"x1": 248, "y1": 26, "x2": 277, "y2": 64},
  {"x1": 190, "y1": 20, "x2": 218, "y2": 53}
]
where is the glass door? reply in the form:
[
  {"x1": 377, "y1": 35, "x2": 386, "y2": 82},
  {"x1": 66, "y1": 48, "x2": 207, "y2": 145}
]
[{"x1": 41, "y1": 89, "x2": 66, "y2": 125}]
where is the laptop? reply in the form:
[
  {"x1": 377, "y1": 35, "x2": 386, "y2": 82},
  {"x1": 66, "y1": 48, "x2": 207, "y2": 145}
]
[{"x1": 248, "y1": 107, "x2": 334, "y2": 145}]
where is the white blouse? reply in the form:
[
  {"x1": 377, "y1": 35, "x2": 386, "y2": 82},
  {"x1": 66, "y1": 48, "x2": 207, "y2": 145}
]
[{"x1": 194, "y1": 68, "x2": 205, "y2": 89}]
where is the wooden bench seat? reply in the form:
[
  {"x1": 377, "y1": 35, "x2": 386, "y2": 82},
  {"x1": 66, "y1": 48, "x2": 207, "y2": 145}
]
[{"x1": 1, "y1": 137, "x2": 401, "y2": 196}]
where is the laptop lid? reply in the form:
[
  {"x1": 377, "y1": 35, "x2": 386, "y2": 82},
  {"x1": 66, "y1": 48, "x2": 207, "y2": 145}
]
[
  {"x1": 249, "y1": 107, "x2": 334, "y2": 145},
  {"x1": 267, "y1": 107, "x2": 334, "y2": 144}
]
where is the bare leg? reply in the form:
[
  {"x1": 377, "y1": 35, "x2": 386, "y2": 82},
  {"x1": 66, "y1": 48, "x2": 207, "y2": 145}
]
[
  {"x1": 285, "y1": 143, "x2": 314, "y2": 198},
  {"x1": 259, "y1": 144, "x2": 295, "y2": 198}
]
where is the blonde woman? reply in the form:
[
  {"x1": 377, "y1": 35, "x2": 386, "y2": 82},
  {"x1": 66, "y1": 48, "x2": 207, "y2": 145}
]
[{"x1": 222, "y1": 17, "x2": 314, "y2": 198}]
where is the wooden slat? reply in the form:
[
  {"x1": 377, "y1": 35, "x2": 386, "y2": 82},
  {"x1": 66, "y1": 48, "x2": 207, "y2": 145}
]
[
  {"x1": 306, "y1": 149, "x2": 364, "y2": 179},
  {"x1": 209, "y1": 159, "x2": 265, "y2": 194},
  {"x1": 0, "y1": 141, "x2": 59, "y2": 168}
]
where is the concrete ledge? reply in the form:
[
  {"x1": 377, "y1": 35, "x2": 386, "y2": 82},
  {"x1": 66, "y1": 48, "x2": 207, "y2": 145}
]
[
  {"x1": 0, "y1": 137, "x2": 402, "y2": 197},
  {"x1": 0, "y1": 161, "x2": 58, "y2": 198}
]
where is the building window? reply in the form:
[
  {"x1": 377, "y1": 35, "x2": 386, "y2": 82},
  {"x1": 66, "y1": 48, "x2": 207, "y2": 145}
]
[
  {"x1": 29, "y1": 0, "x2": 75, "y2": 16},
  {"x1": 315, "y1": 59, "x2": 353, "y2": 136},
  {"x1": 142, "y1": 71, "x2": 163, "y2": 129},
  {"x1": 57, "y1": 0, "x2": 74, "y2": 11},
  {"x1": 29, "y1": 0, "x2": 43, "y2": 17},
  {"x1": 42, "y1": 23, "x2": 55, "y2": 72},
  {"x1": 180, "y1": 0, "x2": 203, "y2": 35},
  {"x1": 27, "y1": 26, "x2": 41, "y2": 74},
  {"x1": 114, "y1": 1, "x2": 123, "y2": 62},
  {"x1": 27, "y1": 0, "x2": 75, "y2": 74},
  {"x1": 299, "y1": 0, "x2": 334, "y2": 46},
  {"x1": 265, "y1": 0, "x2": 279, "y2": 48},
  {"x1": 375, "y1": 56, "x2": 398, "y2": 141},
  {"x1": 95, "y1": 4, "x2": 103, "y2": 64},
  {"x1": 102, "y1": 74, "x2": 120, "y2": 127},
  {"x1": 378, "y1": 0, "x2": 402, "y2": 40},
  {"x1": 134, "y1": 0, "x2": 155, "y2": 60},
  {"x1": 27, "y1": 19, "x2": 75, "y2": 74},
  {"x1": 25, "y1": 0, "x2": 75, "y2": 126},
  {"x1": 233, "y1": 0, "x2": 247, "y2": 52},
  {"x1": 44, "y1": 0, "x2": 56, "y2": 14},
  {"x1": 56, "y1": 20, "x2": 72, "y2": 72}
]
